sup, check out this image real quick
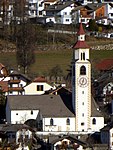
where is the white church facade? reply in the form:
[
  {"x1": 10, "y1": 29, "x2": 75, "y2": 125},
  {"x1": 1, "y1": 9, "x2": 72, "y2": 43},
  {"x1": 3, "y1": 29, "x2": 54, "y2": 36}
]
[{"x1": 6, "y1": 23, "x2": 104, "y2": 134}]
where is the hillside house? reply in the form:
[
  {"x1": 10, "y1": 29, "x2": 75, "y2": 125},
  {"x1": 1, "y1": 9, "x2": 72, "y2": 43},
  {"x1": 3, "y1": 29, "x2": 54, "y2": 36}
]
[
  {"x1": 94, "y1": 59, "x2": 113, "y2": 103},
  {"x1": 79, "y1": 3, "x2": 106, "y2": 25},
  {"x1": 45, "y1": 1, "x2": 76, "y2": 24},
  {"x1": 0, "y1": 70, "x2": 31, "y2": 95},
  {"x1": 24, "y1": 76, "x2": 54, "y2": 95}
]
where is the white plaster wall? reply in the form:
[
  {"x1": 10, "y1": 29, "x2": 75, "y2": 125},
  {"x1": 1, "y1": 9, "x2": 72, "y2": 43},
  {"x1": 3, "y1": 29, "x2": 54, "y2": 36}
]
[
  {"x1": 24, "y1": 82, "x2": 53, "y2": 95},
  {"x1": 58, "y1": 4, "x2": 74, "y2": 24},
  {"x1": 11, "y1": 110, "x2": 39, "y2": 124},
  {"x1": 16, "y1": 129, "x2": 32, "y2": 144},
  {"x1": 2, "y1": 77, "x2": 10, "y2": 81},
  {"x1": 38, "y1": 0, "x2": 45, "y2": 16},
  {"x1": 91, "y1": 117, "x2": 104, "y2": 132},
  {"x1": 106, "y1": 4, "x2": 113, "y2": 19},
  {"x1": 43, "y1": 117, "x2": 75, "y2": 132},
  {"x1": 75, "y1": 62, "x2": 91, "y2": 132}
]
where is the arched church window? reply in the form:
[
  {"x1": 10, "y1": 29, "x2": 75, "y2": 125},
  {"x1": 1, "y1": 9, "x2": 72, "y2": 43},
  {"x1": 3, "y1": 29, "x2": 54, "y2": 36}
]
[
  {"x1": 80, "y1": 65, "x2": 86, "y2": 75},
  {"x1": 50, "y1": 118, "x2": 54, "y2": 126},
  {"x1": 81, "y1": 52, "x2": 85, "y2": 60},
  {"x1": 83, "y1": 52, "x2": 85, "y2": 60},
  {"x1": 66, "y1": 118, "x2": 70, "y2": 125},
  {"x1": 92, "y1": 118, "x2": 96, "y2": 125},
  {"x1": 81, "y1": 53, "x2": 82, "y2": 60}
]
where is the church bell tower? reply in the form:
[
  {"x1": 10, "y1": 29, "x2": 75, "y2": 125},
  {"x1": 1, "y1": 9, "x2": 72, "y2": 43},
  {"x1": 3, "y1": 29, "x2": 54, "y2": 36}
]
[{"x1": 72, "y1": 23, "x2": 91, "y2": 132}]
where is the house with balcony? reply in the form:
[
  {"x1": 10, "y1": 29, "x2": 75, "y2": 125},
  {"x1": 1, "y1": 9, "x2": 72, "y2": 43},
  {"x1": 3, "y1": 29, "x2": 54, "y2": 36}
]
[
  {"x1": 79, "y1": 3, "x2": 106, "y2": 25},
  {"x1": 0, "y1": 69, "x2": 31, "y2": 95},
  {"x1": 45, "y1": 1, "x2": 76, "y2": 24}
]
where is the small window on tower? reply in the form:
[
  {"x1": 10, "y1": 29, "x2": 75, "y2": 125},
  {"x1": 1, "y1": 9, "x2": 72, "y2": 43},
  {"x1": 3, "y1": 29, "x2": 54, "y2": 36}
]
[
  {"x1": 81, "y1": 122, "x2": 84, "y2": 126},
  {"x1": 50, "y1": 118, "x2": 54, "y2": 126},
  {"x1": 92, "y1": 118, "x2": 96, "y2": 125},
  {"x1": 82, "y1": 91, "x2": 84, "y2": 94},
  {"x1": 81, "y1": 53, "x2": 82, "y2": 60},
  {"x1": 66, "y1": 118, "x2": 70, "y2": 125},
  {"x1": 80, "y1": 65, "x2": 86, "y2": 75}
]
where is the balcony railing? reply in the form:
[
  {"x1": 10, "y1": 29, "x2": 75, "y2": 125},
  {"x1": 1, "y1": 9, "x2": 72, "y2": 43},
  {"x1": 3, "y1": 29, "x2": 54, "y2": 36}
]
[
  {"x1": 8, "y1": 87, "x2": 23, "y2": 91},
  {"x1": 8, "y1": 79, "x2": 20, "y2": 84}
]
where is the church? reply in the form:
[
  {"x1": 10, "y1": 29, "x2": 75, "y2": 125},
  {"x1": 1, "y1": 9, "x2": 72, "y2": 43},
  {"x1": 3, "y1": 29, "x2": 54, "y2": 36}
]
[
  {"x1": 71, "y1": 23, "x2": 104, "y2": 132},
  {"x1": 6, "y1": 23, "x2": 104, "y2": 133}
]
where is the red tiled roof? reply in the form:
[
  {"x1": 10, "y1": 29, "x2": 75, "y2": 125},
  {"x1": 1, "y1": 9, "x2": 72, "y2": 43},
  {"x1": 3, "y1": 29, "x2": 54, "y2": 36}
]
[
  {"x1": 96, "y1": 59, "x2": 113, "y2": 70},
  {"x1": 73, "y1": 22, "x2": 89, "y2": 49},
  {"x1": 77, "y1": 22, "x2": 85, "y2": 35},
  {"x1": 0, "y1": 81, "x2": 8, "y2": 92},
  {"x1": 73, "y1": 41, "x2": 89, "y2": 49},
  {"x1": 33, "y1": 76, "x2": 47, "y2": 82}
]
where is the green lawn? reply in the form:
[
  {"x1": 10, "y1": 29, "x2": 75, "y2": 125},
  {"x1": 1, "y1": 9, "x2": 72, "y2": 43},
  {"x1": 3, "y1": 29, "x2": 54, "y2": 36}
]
[{"x1": 0, "y1": 50, "x2": 113, "y2": 77}]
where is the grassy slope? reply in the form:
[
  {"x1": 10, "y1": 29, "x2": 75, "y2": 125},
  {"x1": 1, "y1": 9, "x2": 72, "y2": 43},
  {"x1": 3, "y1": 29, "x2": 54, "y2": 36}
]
[
  {"x1": 0, "y1": 31, "x2": 113, "y2": 77},
  {"x1": 0, "y1": 49, "x2": 113, "y2": 77}
]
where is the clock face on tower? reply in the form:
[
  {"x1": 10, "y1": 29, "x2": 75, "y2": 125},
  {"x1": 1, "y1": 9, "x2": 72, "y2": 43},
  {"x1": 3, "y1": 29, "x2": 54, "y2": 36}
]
[{"x1": 78, "y1": 76, "x2": 88, "y2": 87}]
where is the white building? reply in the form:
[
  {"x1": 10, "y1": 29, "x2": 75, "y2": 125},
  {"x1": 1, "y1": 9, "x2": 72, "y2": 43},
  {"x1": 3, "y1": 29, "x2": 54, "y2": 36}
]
[
  {"x1": 105, "y1": 3, "x2": 113, "y2": 21},
  {"x1": 6, "y1": 95, "x2": 75, "y2": 132},
  {"x1": 45, "y1": 1, "x2": 75, "y2": 24},
  {"x1": 24, "y1": 76, "x2": 54, "y2": 95}
]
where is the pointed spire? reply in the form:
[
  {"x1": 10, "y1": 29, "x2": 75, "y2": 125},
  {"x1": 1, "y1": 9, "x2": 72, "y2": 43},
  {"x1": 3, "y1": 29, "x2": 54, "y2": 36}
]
[
  {"x1": 72, "y1": 22, "x2": 89, "y2": 49},
  {"x1": 77, "y1": 22, "x2": 85, "y2": 35}
]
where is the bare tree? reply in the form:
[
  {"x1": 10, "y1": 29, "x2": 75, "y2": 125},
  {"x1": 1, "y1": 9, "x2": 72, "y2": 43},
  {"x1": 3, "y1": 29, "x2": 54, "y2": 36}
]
[
  {"x1": 14, "y1": 0, "x2": 35, "y2": 74},
  {"x1": 0, "y1": 0, "x2": 9, "y2": 51},
  {"x1": 16, "y1": 23, "x2": 35, "y2": 74}
]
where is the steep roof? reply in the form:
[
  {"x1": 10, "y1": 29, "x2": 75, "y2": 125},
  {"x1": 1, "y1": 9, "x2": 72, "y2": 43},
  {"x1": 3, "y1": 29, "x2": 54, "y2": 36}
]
[
  {"x1": 101, "y1": 121, "x2": 113, "y2": 131},
  {"x1": 73, "y1": 23, "x2": 89, "y2": 49},
  {"x1": 33, "y1": 76, "x2": 47, "y2": 82},
  {"x1": 9, "y1": 70, "x2": 31, "y2": 82},
  {"x1": 86, "y1": 3, "x2": 105, "y2": 11},
  {"x1": 45, "y1": 1, "x2": 74, "y2": 12},
  {"x1": 96, "y1": 59, "x2": 113, "y2": 71},
  {"x1": 7, "y1": 93, "x2": 102, "y2": 118},
  {"x1": 91, "y1": 96, "x2": 103, "y2": 117},
  {"x1": 0, "y1": 124, "x2": 33, "y2": 132},
  {"x1": 73, "y1": 41, "x2": 89, "y2": 49},
  {"x1": 7, "y1": 95, "x2": 75, "y2": 117},
  {"x1": 77, "y1": 22, "x2": 85, "y2": 35}
]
